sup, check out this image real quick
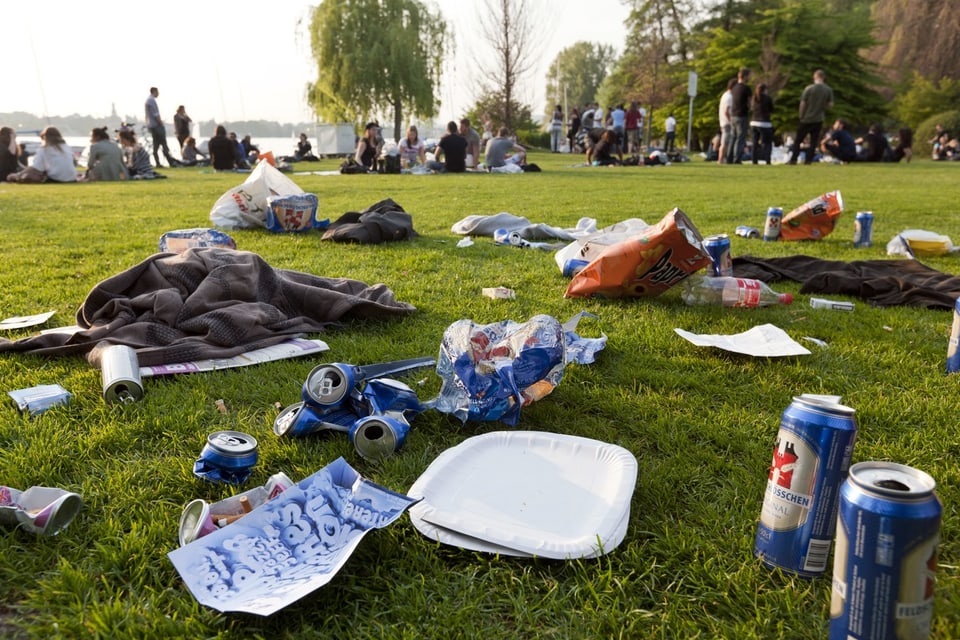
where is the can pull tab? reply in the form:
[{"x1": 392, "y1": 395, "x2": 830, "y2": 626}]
[{"x1": 115, "y1": 387, "x2": 137, "y2": 404}]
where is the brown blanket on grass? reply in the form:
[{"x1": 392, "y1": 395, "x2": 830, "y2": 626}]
[
  {"x1": 0, "y1": 248, "x2": 416, "y2": 366},
  {"x1": 732, "y1": 255, "x2": 960, "y2": 310}
]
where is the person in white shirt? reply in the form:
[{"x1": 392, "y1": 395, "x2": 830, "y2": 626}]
[
  {"x1": 717, "y1": 78, "x2": 736, "y2": 165},
  {"x1": 6, "y1": 126, "x2": 76, "y2": 183},
  {"x1": 664, "y1": 113, "x2": 677, "y2": 153},
  {"x1": 398, "y1": 125, "x2": 426, "y2": 169}
]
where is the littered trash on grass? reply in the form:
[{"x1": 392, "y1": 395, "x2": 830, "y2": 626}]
[
  {"x1": 0, "y1": 486, "x2": 83, "y2": 535},
  {"x1": 7, "y1": 384, "x2": 72, "y2": 416},
  {"x1": 168, "y1": 457, "x2": 417, "y2": 616},
  {"x1": 0, "y1": 311, "x2": 56, "y2": 330},
  {"x1": 886, "y1": 230, "x2": 954, "y2": 257},
  {"x1": 430, "y1": 313, "x2": 606, "y2": 425},
  {"x1": 674, "y1": 323, "x2": 811, "y2": 357},
  {"x1": 482, "y1": 287, "x2": 515, "y2": 299},
  {"x1": 159, "y1": 228, "x2": 237, "y2": 254},
  {"x1": 779, "y1": 190, "x2": 843, "y2": 241},
  {"x1": 563, "y1": 208, "x2": 711, "y2": 298},
  {"x1": 456, "y1": 237, "x2": 474, "y2": 248}
]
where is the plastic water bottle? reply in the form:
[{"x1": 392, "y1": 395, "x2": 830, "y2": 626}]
[{"x1": 682, "y1": 275, "x2": 793, "y2": 307}]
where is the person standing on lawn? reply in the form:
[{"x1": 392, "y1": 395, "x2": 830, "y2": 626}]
[
  {"x1": 788, "y1": 68, "x2": 834, "y2": 165},
  {"x1": 144, "y1": 87, "x2": 176, "y2": 167}
]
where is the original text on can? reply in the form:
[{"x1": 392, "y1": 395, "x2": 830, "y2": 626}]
[
  {"x1": 854, "y1": 211, "x2": 874, "y2": 248},
  {"x1": 946, "y1": 297, "x2": 960, "y2": 374},
  {"x1": 703, "y1": 234, "x2": 733, "y2": 277},
  {"x1": 754, "y1": 396, "x2": 857, "y2": 577},
  {"x1": 829, "y1": 461, "x2": 941, "y2": 640},
  {"x1": 764, "y1": 207, "x2": 783, "y2": 241}
]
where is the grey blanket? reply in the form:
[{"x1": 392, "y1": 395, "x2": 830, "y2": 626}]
[{"x1": 0, "y1": 248, "x2": 416, "y2": 366}]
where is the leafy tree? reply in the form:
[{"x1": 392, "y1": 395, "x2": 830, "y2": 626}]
[
  {"x1": 892, "y1": 73, "x2": 960, "y2": 130},
  {"x1": 476, "y1": 0, "x2": 542, "y2": 130},
  {"x1": 306, "y1": 0, "x2": 448, "y2": 140},
  {"x1": 466, "y1": 90, "x2": 538, "y2": 142},
  {"x1": 603, "y1": 0, "x2": 701, "y2": 145},
  {"x1": 668, "y1": 1, "x2": 888, "y2": 148},
  {"x1": 543, "y1": 42, "x2": 616, "y2": 120}
]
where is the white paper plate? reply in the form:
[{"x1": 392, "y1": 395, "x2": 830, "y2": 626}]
[
  {"x1": 409, "y1": 501, "x2": 630, "y2": 558},
  {"x1": 408, "y1": 431, "x2": 637, "y2": 559}
]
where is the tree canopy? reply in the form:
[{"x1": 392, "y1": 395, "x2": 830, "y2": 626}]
[
  {"x1": 543, "y1": 42, "x2": 616, "y2": 120},
  {"x1": 306, "y1": 0, "x2": 448, "y2": 139}
]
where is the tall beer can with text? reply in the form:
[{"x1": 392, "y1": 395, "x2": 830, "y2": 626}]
[
  {"x1": 754, "y1": 396, "x2": 857, "y2": 577},
  {"x1": 763, "y1": 207, "x2": 783, "y2": 241},
  {"x1": 830, "y1": 461, "x2": 941, "y2": 640},
  {"x1": 703, "y1": 234, "x2": 733, "y2": 277}
]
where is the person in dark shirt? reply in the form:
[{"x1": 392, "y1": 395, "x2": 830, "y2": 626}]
[
  {"x1": 729, "y1": 67, "x2": 752, "y2": 163},
  {"x1": 855, "y1": 123, "x2": 891, "y2": 162},
  {"x1": 819, "y1": 119, "x2": 857, "y2": 163},
  {"x1": 428, "y1": 121, "x2": 467, "y2": 173},
  {"x1": 208, "y1": 125, "x2": 236, "y2": 171}
]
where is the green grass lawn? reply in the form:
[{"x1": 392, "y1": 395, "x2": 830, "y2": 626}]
[{"x1": 0, "y1": 153, "x2": 957, "y2": 639}]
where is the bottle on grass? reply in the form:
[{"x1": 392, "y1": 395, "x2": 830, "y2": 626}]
[{"x1": 682, "y1": 275, "x2": 793, "y2": 308}]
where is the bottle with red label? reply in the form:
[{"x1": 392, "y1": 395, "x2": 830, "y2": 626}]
[{"x1": 681, "y1": 275, "x2": 793, "y2": 307}]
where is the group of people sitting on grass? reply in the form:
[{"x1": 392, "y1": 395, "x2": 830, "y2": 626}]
[{"x1": 344, "y1": 119, "x2": 528, "y2": 174}]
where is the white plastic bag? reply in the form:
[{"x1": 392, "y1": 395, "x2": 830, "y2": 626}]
[{"x1": 209, "y1": 163, "x2": 304, "y2": 229}]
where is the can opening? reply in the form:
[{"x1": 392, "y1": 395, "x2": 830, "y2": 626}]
[
  {"x1": 874, "y1": 478, "x2": 910, "y2": 492},
  {"x1": 361, "y1": 423, "x2": 384, "y2": 441}
]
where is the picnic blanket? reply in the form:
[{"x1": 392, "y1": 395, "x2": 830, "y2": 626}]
[
  {"x1": 732, "y1": 255, "x2": 960, "y2": 309},
  {"x1": 0, "y1": 248, "x2": 416, "y2": 366}
]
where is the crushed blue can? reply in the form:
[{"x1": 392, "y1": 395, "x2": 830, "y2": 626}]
[
  {"x1": 562, "y1": 259, "x2": 590, "y2": 278},
  {"x1": 301, "y1": 357, "x2": 435, "y2": 409},
  {"x1": 193, "y1": 431, "x2": 258, "y2": 485},
  {"x1": 736, "y1": 225, "x2": 760, "y2": 239}
]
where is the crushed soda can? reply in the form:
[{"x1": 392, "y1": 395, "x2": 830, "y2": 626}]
[
  {"x1": 736, "y1": 225, "x2": 761, "y2": 239},
  {"x1": 0, "y1": 486, "x2": 83, "y2": 535},
  {"x1": 7, "y1": 384, "x2": 72, "y2": 416},
  {"x1": 178, "y1": 472, "x2": 294, "y2": 546},
  {"x1": 482, "y1": 287, "x2": 516, "y2": 299}
]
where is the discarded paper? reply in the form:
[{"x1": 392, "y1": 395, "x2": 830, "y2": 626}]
[
  {"x1": 0, "y1": 311, "x2": 55, "y2": 330},
  {"x1": 674, "y1": 323, "x2": 811, "y2": 357}
]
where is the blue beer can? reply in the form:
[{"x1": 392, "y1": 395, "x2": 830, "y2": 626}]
[
  {"x1": 854, "y1": 211, "x2": 874, "y2": 248},
  {"x1": 703, "y1": 234, "x2": 733, "y2": 277},
  {"x1": 829, "y1": 462, "x2": 941, "y2": 640},
  {"x1": 735, "y1": 225, "x2": 761, "y2": 239},
  {"x1": 763, "y1": 207, "x2": 783, "y2": 241},
  {"x1": 193, "y1": 430, "x2": 259, "y2": 485},
  {"x1": 562, "y1": 259, "x2": 590, "y2": 278},
  {"x1": 754, "y1": 396, "x2": 857, "y2": 577}
]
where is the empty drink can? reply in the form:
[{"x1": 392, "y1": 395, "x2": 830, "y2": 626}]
[
  {"x1": 349, "y1": 415, "x2": 410, "y2": 460},
  {"x1": 763, "y1": 207, "x2": 783, "y2": 241},
  {"x1": 853, "y1": 211, "x2": 874, "y2": 248},
  {"x1": 829, "y1": 461, "x2": 941, "y2": 640},
  {"x1": 703, "y1": 234, "x2": 733, "y2": 277},
  {"x1": 101, "y1": 344, "x2": 143, "y2": 404},
  {"x1": 736, "y1": 225, "x2": 761, "y2": 239},
  {"x1": 754, "y1": 396, "x2": 857, "y2": 577},
  {"x1": 193, "y1": 431, "x2": 258, "y2": 485}
]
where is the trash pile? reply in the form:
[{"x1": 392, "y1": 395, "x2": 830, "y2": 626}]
[{"x1": 0, "y1": 179, "x2": 950, "y2": 631}]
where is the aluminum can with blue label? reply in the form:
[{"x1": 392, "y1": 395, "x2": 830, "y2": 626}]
[
  {"x1": 703, "y1": 234, "x2": 733, "y2": 277},
  {"x1": 754, "y1": 396, "x2": 857, "y2": 577},
  {"x1": 829, "y1": 461, "x2": 941, "y2": 640},
  {"x1": 735, "y1": 225, "x2": 760, "y2": 239},
  {"x1": 562, "y1": 259, "x2": 590, "y2": 278},
  {"x1": 946, "y1": 297, "x2": 960, "y2": 374},
  {"x1": 763, "y1": 207, "x2": 783, "y2": 241},
  {"x1": 853, "y1": 211, "x2": 874, "y2": 248},
  {"x1": 193, "y1": 431, "x2": 258, "y2": 485}
]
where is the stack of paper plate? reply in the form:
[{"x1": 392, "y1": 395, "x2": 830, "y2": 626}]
[{"x1": 408, "y1": 431, "x2": 638, "y2": 559}]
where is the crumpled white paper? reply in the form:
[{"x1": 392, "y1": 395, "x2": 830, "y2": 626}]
[{"x1": 674, "y1": 323, "x2": 811, "y2": 357}]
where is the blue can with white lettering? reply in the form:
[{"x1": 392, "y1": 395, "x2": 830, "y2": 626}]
[
  {"x1": 829, "y1": 462, "x2": 941, "y2": 640},
  {"x1": 754, "y1": 396, "x2": 858, "y2": 577},
  {"x1": 193, "y1": 430, "x2": 259, "y2": 485},
  {"x1": 703, "y1": 234, "x2": 733, "y2": 277},
  {"x1": 854, "y1": 211, "x2": 874, "y2": 248}
]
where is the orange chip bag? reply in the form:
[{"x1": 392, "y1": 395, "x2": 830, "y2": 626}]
[
  {"x1": 780, "y1": 190, "x2": 843, "y2": 241},
  {"x1": 564, "y1": 208, "x2": 711, "y2": 298}
]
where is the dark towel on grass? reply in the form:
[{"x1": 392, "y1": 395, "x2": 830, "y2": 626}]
[
  {"x1": 732, "y1": 255, "x2": 960, "y2": 309},
  {"x1": 0, "y1": 248, "x2": 416, "y2": 366},
  {"x1": 321, "y1": 198, "x2": 418, "y2": 244}
]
